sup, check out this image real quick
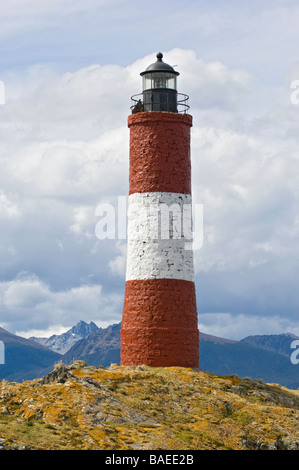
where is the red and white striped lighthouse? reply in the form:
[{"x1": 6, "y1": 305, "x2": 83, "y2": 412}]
[{"x1": 120, "y1": 53, "x2": 199, "y2": 368}]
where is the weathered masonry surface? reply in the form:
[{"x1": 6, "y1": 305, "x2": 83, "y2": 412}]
[
  {"x1": 121, "y1": 111, "x2": 199, "y2": 368},
  {"x1": 128, "y1": 112, "x2": 192, "y2": 195},
  {"x1": 121, "y1": 279, "x2": 199, "y2": 367},
  {"x1": 126, "y1": 192, "x2": 194, "y2": 282}
]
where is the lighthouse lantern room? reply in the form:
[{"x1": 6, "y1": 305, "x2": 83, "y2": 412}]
[{"x1": 131, "y1": 52, "x2": 189, "y2": 114}]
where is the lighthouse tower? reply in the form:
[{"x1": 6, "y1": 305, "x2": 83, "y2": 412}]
[{"x1": 120, "y1": 53, "x2": 199, "y2": 368}]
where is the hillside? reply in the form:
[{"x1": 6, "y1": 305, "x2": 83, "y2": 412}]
[
  {"x1": 0, "y1": 328, "x2": 61, "y2": 382},
  {"x1": 0, "y1": 362, "x2": 298, "y2": 450}
]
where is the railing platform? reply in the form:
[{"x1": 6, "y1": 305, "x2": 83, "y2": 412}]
[{"x1": 130, "y1": 92, "x2": 190, "y2": 114}]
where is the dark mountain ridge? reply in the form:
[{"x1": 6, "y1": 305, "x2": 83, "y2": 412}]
[
  {"x1": 240, "y1": 333, "x2": 298, "y2": 357},
  {"x1": 1, "y1": 322, "x2": 298, "y2": 389},
  {"x1": 0, "y1": 327, "x2": 61, "y2": 382}
]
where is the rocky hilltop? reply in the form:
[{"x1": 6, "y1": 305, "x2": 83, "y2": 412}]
[{"x1": 0, "y1": 363, "x2": 298, "y2": 450}]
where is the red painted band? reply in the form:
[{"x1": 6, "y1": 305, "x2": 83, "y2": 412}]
[
  {"x1": 121, "y1": 278, "x2": 199, "y2": 367},
  {"x1": 120, "y1": 327, "x2": 199, "y2": 367},
  {"x1": 128, "y1": 112, "x2": 193, "y2": 195}
]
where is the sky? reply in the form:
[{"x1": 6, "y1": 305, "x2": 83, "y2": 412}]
[{"x1": 0, "y1": 0, "x2": 299, "y2": 340}]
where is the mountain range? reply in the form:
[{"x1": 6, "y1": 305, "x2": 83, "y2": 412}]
[
  {"x1": 0, "y1": 321, "x2": 298, "y2": 389},
  {"x1": 29, "y1": 320, "x2": 99, "y2": 354}
]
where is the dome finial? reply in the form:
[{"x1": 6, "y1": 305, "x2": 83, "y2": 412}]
[{"x1": 156, "y1": 52, "x2": 163, "y2": 61}]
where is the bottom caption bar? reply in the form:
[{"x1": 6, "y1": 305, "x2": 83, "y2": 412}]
[{"x1": 104, "y1": 451, "x2": 195, "y2": 467}]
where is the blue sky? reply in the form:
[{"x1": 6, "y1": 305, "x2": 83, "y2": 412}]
[
  {"x1": 0, "y1": 0, "x2": 299, "y2": 340},
  {"x1": 1, "y1": 0, "x2": 298, "y2": 78}
]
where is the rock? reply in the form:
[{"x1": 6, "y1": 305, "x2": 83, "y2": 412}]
[
  {"x1": 276, "y1": 436, "x2": 299, "y2": 450},
  {"x1": 71, "y1": 360, "x2": 87, "y2": 369},
  {"x1": 258, "y1": 442, "x2": 277, "y2": 450},
  {"x1": 40, "y1": 364, "x2": 70, "y2": 384},
  {"x1": 242, "y1": 438, "x2": 258, "y2": 450},
  {"x1": 224, "y1": 400, "x2": 233, "y2": 415},
  {"x1": 232, "y1": 385, "x2": 247, "y2": 396}
]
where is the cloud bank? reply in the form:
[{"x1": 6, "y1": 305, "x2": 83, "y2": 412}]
[{"x1": 0, "y1": 47, "x2": 298, "y2": 339}]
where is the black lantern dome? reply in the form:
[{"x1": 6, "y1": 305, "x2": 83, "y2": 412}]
[
  {"x1": 131, "y1": 52, "x2": 189, "y2": 114},
  {"x1": 141, "y1": 52, "x2": 179, "y2": 75}
]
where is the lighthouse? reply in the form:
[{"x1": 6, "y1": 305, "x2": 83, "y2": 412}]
[{"x1": 120, "y1": 53, "x2": 199, "y2": 368}]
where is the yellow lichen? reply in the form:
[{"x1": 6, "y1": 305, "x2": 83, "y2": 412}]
[{"x1": 0, "y1": 364, "x2": 298, "y2": 450}]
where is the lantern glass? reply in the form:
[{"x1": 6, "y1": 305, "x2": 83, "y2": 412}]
[{"x1": 143, "y1": 73, "x2": 177, "y2": 91}]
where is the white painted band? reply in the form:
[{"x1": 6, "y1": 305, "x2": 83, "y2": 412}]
[{"x1": 126, "y1": 192, "x2": 195, "y2": 282}]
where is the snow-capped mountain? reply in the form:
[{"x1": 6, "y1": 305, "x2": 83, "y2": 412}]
[{"x1": 29, "y1": 320, "x2": 99, "y2": 354}]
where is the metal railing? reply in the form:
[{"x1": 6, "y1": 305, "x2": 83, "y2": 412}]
[{"x1": 130, "y1": 92, "x2": 190, "y2": 114}]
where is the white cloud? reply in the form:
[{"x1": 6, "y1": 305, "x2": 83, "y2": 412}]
[
  {"x1": 0, "y1": 191, "x2": 20, "y2": 218},
  {"x1": 2, "y1": 273, "x2": 49, "y2": 309},
  {"x1": 108, "y1": 241, "x2": 127, "y2": 277},
  {"x1": 5, "y1": 130, "x2": 128, "y2": 200},
  {"x1": 192, "y1": 123, "x2": 299, "y2": 275},
  {"x1": 0, "y1": 273, "x2": 122, "y2": 334},
  {"x1": 199, "y1": 312, "x2": 299, "y2": 340},
  {"x1": 69, "y1": 205, "x2": 94, "y2": 238},
  {"x1": 166, "y1": 48, "x2": 253, "y2": 110},
  {"x1": 0, "y1": 0, "x2": 116, "y2": 39}
]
